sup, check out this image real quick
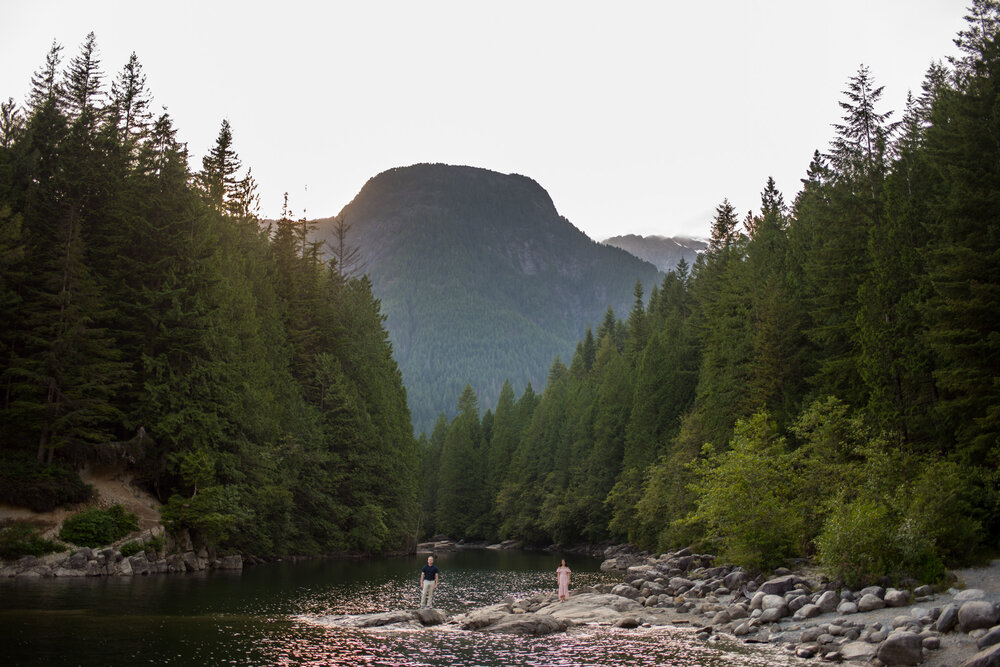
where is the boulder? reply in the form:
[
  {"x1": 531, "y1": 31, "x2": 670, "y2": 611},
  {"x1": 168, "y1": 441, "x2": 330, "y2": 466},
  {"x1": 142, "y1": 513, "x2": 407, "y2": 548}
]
[
  {"x1": 884, "y1": 589, "x2": 910, "y2": 607},
  {"x1": 936, "y1": 603, "x2": 959, "y2": 633},
  {"x1": 761, "y1": 594, "x2": 786, "y2": 611},
  {"x1": 758, "y1": 575, "x2": 806, "y2": 596},
  {"x1": 614, "y1": 616, "x2": 641, "y2": 628},
  {"x1": 537, "y1": 593, "x2": 641, "y2": 623},
  {"x1": 816, "y1": 590, "x2": 840, "y2": 613},
  {"x1": 840, "y1": 640, "x2": 877, "y2": 662},
  {"x1": 960, "y1": 601, "x2": 1000, "y2": 633},
  {"x1": 217, "y1": 555, "x2": 243, "y2": 570},
  {"x1": 758, "y1": 607, "x2": 786, "y2": 623},
  {"x1": 482, "y1": 613, "x2": 568, "y2": 636},
  {"x1": 859, "y1": 585, "x2": 886, "y2": 599},
  {"x1": 611, "y1": 584, "x2": 641, "y2": 600},
  {"x1": 837, "y1": 601, "x2": 859, "y2": 615},
  {"x1": 876, "y1": 631, "x2": 923, "y2": 666},
  {"x1": 793, "y1": 603, "x2": 822, "y2": 620},
  {"x1": 959, "y1": 642, "x2": 1000, "y2": 667},
  {"x1": 416, "y1": 608, "x2": 447, "y2": 626},
  {"x1": 724, "y1": 570, "x2": 748, "y2": 591},
  {"x1": 460, "y1": 603, "x2": 513, "y2": 630},
  {"x1": 858, "y1": 593, "x2": 886, "y2": 612},
  {"x1": 801, "y1": 625, "x2": 828, "y2": 643},
  {"x1": 956, "y1": 589, "x2": 988, "y2": 602},
  {"x1": 980, "y1": 625, "x2": 1000, "y2": 650},
  {"x1": 356, "y1": 611, "x2": 416, "y2": 627}
]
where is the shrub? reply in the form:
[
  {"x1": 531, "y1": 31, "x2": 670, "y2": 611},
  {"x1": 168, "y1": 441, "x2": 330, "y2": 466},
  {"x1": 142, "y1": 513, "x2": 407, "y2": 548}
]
[
  {"x1": 0, "y1": 522, "x2": 65, "y2": 560},
  {"x1": 119, "y1": 540, "x2": 143, "y2": 557},
  {"x1": 687, "y1": 413, "x2": 806, "y2": 571},
  {"x1": 0, "y1": 450, "x2": 92, "y2": 511},
  {"x1": 59, "y1": 505, "x2": 138, "y2": 547}
]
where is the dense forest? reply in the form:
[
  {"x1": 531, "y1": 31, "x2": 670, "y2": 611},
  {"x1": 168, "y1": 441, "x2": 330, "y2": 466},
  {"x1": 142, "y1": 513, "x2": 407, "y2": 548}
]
[
  {"x1": 421, "y1": 3, "x2": 1000, "y2": 586},
  {"x1": 312, "y1": 164, "x2": 662, "y2": 434},
  {"x1": 0, "y1": 34, "x2": 419, "y2": 556}
]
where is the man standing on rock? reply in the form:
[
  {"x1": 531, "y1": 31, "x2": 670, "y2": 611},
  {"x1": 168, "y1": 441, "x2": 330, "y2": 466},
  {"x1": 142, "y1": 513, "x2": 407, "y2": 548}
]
[{"x1": 419, "y1": 555, "x2": 440, "y2": 609}]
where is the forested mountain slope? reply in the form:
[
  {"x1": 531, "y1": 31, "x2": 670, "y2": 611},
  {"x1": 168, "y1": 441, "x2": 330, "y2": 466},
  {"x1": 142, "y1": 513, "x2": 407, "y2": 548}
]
[{"x1": 312, "y1": 164, "x2": 661, "y2": 433}]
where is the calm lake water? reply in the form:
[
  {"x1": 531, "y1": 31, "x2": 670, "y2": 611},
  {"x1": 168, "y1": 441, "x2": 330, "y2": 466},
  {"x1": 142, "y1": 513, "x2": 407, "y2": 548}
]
[{"x1": 0, "y1": 549, "x2": 800, "y2": 666}]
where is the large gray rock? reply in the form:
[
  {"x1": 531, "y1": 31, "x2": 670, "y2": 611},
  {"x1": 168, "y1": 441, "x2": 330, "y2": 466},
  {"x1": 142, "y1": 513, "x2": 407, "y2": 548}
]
[
  {"x1": 816, "y1": 590, "x2": 840, "y2": 613},
  {"x1": 759, "y1": 607, "x2": 786, "y2": 623},
  {"x1": 937, "y1": 603, "x2": 959, "y2": 633},
  {"x1": 838, "y1": 601, "x2": 859, "y2": 615},
  {"x1": 537, "y1": 593, "x2": 641, "y2": 624},
  {"x1": 793, "y1": 603, "x2": 822, "y2": 620},
  {"x1": 841, "y1": 640, "x2": 877, "y2": 662},
  {"x1": 885, "y1": 589, "x2": 910, "y2": 607},
  {"x1": 482, "y1": 613, "x2": 568, "y2": 636},
  {"x1": 217, "y1": 555, "x2": 243, "y2": 570},
  {"x1": 460, "y1": 603, "x2": 513, "y2": 630},
  {"x1": 956, "y1": 589, "x2": 988, "y2": 602},
  {"x1": 978, "y1": 625, "x2": 1000, "y2": 650},
  {"x1": 356, "y1": 611, "x2": 417, "y2": 627},
  {"x1": 959, "y1": 642, "x2": 1000, "y2": 667},
  {"x1": 858, "y1": 593, "x2": 887, "y2": 612},
  {"x1": 876, "y1": 631, "x2": 923, "y2": 665},
  {"x1": 416, "y1": 608, "x2": 447, "y2": 626},
  {"x1": 761, "y1": 594, "x2": 786, "y2": 611},
  {"x1": 758, "y1": 574, "x2": 806, "y2": 596},
  {"x1": 611, "y1": 584, "x2": 641, "y2": 600},
  {"x1": 960, "y1": 601, "x2": 1000, "y2": 633},
  {"x1": 724, "y1": 570, "x2": 748, "y2": 591}
]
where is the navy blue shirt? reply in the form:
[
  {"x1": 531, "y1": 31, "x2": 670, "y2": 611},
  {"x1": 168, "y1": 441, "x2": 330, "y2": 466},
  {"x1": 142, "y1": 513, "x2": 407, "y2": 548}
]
[{"x1": 421, "y1": 564, "x2": 439, "y2": 581}]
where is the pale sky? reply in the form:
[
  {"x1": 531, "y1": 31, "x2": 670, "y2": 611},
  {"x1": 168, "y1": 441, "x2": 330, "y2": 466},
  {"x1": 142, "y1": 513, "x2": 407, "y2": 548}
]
[{"x1": 0, "y1": 1, "x2": 968, "y2": 241}]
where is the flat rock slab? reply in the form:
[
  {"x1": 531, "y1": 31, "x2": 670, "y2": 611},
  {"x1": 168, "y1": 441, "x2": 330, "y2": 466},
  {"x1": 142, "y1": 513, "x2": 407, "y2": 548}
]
[
  {"x1": 841, "y1": 640, "x2": 876, "y2": 662},
  {"x1": 536, "y1": 593, "x2": 642, "y2": 624},
  {"x1": 481, "y1": 612, "x2": 568, "y2": 636}
]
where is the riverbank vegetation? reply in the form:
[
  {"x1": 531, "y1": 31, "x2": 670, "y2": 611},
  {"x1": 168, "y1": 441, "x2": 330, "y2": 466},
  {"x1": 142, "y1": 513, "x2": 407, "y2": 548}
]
[
  {"x1": 421, "y1": 2, "x2": 1000, "y2": 585},
  {"x1": 0, "y1": 36, "x2": 419, "y2": 557}
]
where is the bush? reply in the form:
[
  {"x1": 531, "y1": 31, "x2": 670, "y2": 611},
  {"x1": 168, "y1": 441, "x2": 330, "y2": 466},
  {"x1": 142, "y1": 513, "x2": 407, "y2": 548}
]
[
  {"x1": 686, "y1": 413, "x2": 806, "y2": 571},
  {"x1": 0, "y1": 450, "x2": 92, "y2": 511},
  {"x1": 59, "y1": 505, "x2": 138, "y2": 547},
  {"x1": 0, "y1": 522, "x2": 65, "y2": 560},
  {"x1": 119, "y1": 540, "x2": 142, "y2": 557}
]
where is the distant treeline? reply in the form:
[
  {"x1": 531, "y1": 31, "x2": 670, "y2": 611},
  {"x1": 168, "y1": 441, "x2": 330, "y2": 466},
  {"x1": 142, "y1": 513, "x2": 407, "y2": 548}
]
[
  {"x1": 0, "y1": 34, "x2": 418, "y2": 556},
  {"x1": 420, "y1": 4, "x2": 1000, "y2": 586}
]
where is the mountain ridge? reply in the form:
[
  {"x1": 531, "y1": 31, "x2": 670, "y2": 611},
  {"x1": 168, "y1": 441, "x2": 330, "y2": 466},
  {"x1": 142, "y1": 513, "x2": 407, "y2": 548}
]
[{"x1": 311, "y1": 163, "x2": 662, "y2": 432}]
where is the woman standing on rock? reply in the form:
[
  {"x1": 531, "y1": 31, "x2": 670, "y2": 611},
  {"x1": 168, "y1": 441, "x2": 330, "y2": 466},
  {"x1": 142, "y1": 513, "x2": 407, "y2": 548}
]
[{"x1": 556, "y1": 559, "x2": 571, "y2": 602}]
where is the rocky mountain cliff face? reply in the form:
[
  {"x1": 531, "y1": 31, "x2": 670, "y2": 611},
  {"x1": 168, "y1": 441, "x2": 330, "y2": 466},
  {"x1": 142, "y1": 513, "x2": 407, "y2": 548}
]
[
  {"x1": 312, "y1": 164, "x2": 661, "y2": 433},
  {"x1": 603, "y1": 234, "x2": 706, "y2": 273}
]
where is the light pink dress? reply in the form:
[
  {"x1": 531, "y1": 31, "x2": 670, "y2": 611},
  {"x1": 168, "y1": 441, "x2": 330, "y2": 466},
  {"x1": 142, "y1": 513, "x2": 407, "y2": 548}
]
[{"x1": 556, "y1": 565, "x2": 571, "y2": 599}]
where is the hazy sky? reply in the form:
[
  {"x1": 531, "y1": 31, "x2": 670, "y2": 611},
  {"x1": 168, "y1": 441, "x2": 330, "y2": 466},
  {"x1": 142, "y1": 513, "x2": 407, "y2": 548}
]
[{"x1": 1, "y1": 1, "x2": 969, "y2": 241}]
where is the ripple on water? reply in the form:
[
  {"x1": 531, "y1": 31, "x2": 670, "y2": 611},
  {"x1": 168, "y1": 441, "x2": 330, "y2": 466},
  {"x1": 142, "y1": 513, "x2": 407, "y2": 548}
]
[{"x1": 275, "y1": 619, "x2": 805, "y2": 667}]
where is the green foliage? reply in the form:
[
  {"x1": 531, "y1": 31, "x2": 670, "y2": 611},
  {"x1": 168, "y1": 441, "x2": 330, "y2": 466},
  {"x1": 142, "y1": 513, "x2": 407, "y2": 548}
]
[
  {"x1": 0, "y1": 522, "x2": 65, "y2": 560},
  {"x1": 0, "y1": 35, "x2": 419, "y2": 559},
  {"x1": 119, "y1": 540, "x2": 142, "y2": 557},
  {"x1": 0, "y1": 450, "x2": 92, "y2": 511},
  {"x1": 59, "y1": 504, "x2": 138, "y2": 547},
  {"x1": 686, "y1": 413, "x2": 805, "y2": 571}
]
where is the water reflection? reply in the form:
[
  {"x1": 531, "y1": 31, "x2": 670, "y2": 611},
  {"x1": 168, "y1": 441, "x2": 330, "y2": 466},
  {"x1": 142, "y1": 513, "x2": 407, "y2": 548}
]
[{"x1": 0, "y1": 550, "x2": 802, "y2": 666}]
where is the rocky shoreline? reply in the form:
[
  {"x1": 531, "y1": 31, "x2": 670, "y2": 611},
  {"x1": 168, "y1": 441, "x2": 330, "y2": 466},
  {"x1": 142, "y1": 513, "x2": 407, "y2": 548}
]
[
  {"x1": 333, "y1": 544, "x2": 1000, "y2": 667},
  {"x1": 0, "y1": 527, "x2": 243, "y2": 578}
]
